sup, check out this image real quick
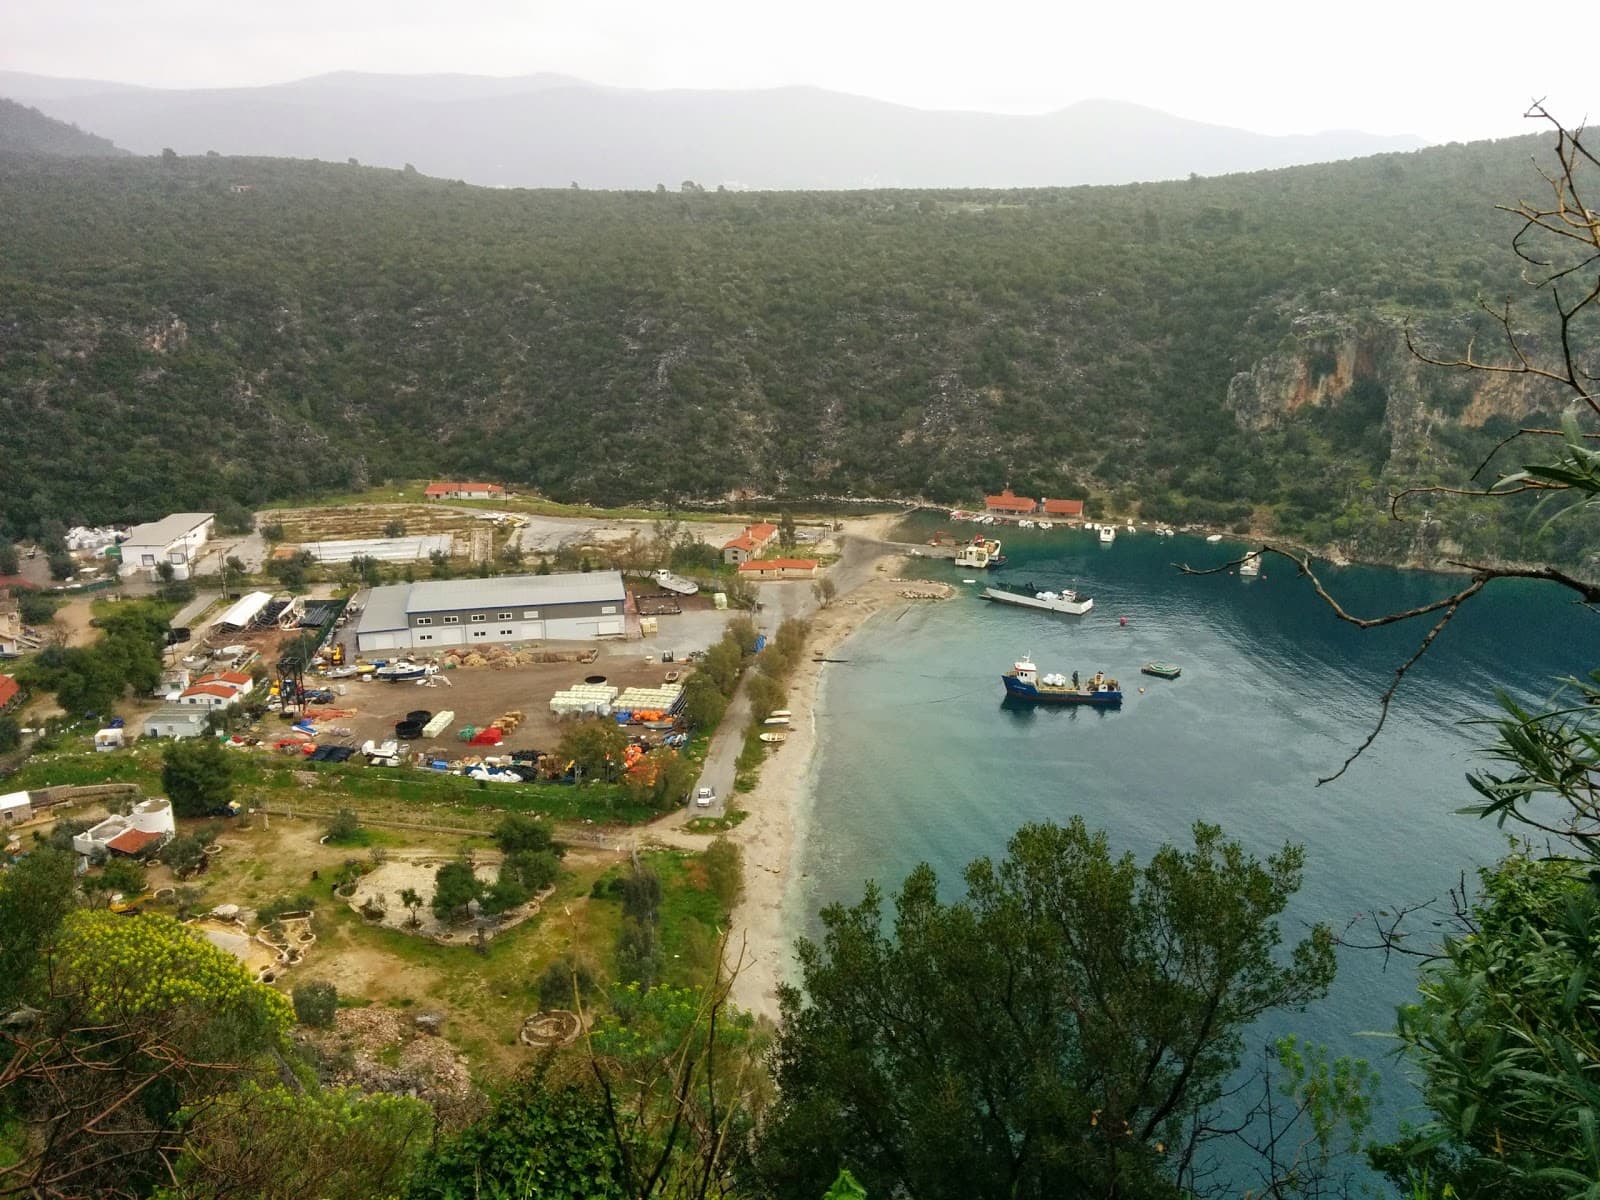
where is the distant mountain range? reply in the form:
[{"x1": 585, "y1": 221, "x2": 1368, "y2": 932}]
[
  {"x1": 0, "y1": 96, "x2": 126, "y2": 158},
  {"x1": 0, "y1": 70, "x2": 1423, "y2": 189}
]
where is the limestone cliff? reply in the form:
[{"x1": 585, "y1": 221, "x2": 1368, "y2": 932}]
[{"x1": 1226, "y1": 313, "x2": 1560, "y2": 470}]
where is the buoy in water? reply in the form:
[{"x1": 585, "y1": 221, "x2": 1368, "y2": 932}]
[
  {"x1": 1119, "y1": 616, "x2": 1128, "y2": 627},
  {"x1": 1139, "y1": 687, "x2": 1146, "y2": 694}
]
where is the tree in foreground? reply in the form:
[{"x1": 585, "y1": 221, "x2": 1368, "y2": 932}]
[
  {"x1": 0, "y1": 911, "x2": 293, "y2": 1196},
  {"x1": 167, "y1": 1082, "x2": 432, "y2": 1200},
  {"x1": 404, "y1": 1078, "x2": 626, "y2": 1200},
  {"x1": 161, "y1": 736, "x2": 235, "y2": 817},
  {"x1": 754, "y1": 819, "x2": 1336, "y2": 1200}
]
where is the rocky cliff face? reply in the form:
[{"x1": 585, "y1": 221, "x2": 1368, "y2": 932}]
[{"x1": 1226, "y1": 313, "x2": 1556, "y2": 469}]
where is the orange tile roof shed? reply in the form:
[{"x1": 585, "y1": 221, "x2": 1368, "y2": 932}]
[{"x1": 106, "y1": 827, "x2": 164, "y2": 855}]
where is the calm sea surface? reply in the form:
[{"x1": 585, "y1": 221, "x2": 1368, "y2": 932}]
[{"x1": 788, "y1": 520, "x2": 1599, "y2": 1150}]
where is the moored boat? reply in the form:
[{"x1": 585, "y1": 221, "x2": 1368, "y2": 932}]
[
  {"x1": 954, "y1": 535, "x2": 1007, "y2": 570},
  {"x1": 1001, "y1": 657, "x2": 1122, "y2": 705},
  {"x1": 1098, "y1": 525, "x2": 1117, "y2": 544},
  {"x1": 981, "y1": 584, "x2": 1093, "y2": 616},
  {"x1": 1238, "y1": 552, "x2": 1262, "y2": 577},
  {"x1": 1141, "y1": 661, "x2": 1182, "y2": 680}
]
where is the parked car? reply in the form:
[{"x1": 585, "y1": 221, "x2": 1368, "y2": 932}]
[{"x1": 694, "y1": 786, "x2": 715, "y2": 808}]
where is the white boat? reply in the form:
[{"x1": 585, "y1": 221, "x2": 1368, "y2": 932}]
[
  {"x1": 1018, "y1": 519, "x2": 1035, "y2": 529},
  {"x1": 981, "y1": 585, "x2": 1094, "y2": 616},
  {"x1": 758, "y1": 732, "x2": 787, "y2": 744},
  {"x1": 762, "y1": 716, "x2": 791, "y2": 727},
  {"x1": 375, "y1": 661, "x2": 436, "y2": 682},
  {"x1": 1206, "y1": 533, "x2": 1223, "y2": 543},
  {"x1": 361, "y1": 738, "x2": 400, "y2": 760},
  {"x1": 1037, "y1": 521, "x2": 1053, "y2": 530},
  {"x1": 962, "y1": 578, "x2": 978, "y2": 584},
  {"x1": 770, "y1": 709, "x2": 792, "y2": 718},
  {"x1": 954, "y1": 537, "x2": 1006, "y2": 569},
  {"x1": 1239, "y1": 552, "x2": 1263, "y2": 577},
  {"x1": 1098, "y1": 526, "x2": 1116, "y2": 544},
  {"x1": 651, "y1": 569, "x2": 699, "y2": 596}
]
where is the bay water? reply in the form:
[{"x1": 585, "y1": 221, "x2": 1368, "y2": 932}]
[{"x1": 788, "y1": 520, "x2": 1597, "y2": 1154}]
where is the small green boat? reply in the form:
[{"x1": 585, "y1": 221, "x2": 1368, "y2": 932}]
[{"x1": 1141, "y1": 661, "x2": 1182, "y2": 680}]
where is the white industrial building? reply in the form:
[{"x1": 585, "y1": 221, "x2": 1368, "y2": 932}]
[
  {"x1": 117, "y1": 513, "x2": 214, "y2": 580},
  {"x1": 354, "y1": 571, "x2": 627, "y2": 653}
]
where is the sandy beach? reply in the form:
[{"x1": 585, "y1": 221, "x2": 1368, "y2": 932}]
[{"x1": 722, "y1": 553, "x2": 951, "y2": 1022}]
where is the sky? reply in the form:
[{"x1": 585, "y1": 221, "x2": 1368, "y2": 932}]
[{"x1": 0, "y1": 0, "x2": 1588, "y2": 144}]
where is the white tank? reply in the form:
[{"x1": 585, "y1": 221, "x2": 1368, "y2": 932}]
[{"x1": 131, "y1": 798, "x2": 175, "y2": 836}]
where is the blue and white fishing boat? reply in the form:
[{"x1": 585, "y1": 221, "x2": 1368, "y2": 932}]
[{"x1": 1001, "y1": 656, "x2": 1122, "y2": 706}]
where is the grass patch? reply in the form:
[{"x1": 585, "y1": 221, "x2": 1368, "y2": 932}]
[{"x1": 684, "y1": 810, "x2": 749, "y2": 834}]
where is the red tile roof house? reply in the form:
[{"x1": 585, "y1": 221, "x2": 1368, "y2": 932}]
[
  {"x1": 985, "y1": 489, "x2": 1037, "y2": 516},
  {"x1": 424, "y1": 482, "x2": 506, "y2": 500},
  {"x1": 178, "y1": 682, "x2": 246, "y2": 709},
  {"x1": 737, "y1": 559, "x2": 820, "y2": 580},
  {"x1": 190, "y1": 671, "x2": 254, "y2": 698},
  {"x1": 0, "y1": 674, "x2": 21, "y2": 713},
  {"x1": 721, "y1": 522, "x2": 780, "y2": 565},
  {"x1": 1041, "y1": 498, "x2": 1086, "y2": 520}
]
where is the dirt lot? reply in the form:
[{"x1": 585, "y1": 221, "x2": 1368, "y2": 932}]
[
  {"x1": 271, "y1": 504, "x2": 485, "y2": 542},
  {"x1": 332, "y1": 655, "x2": 691, "y2": 756}
]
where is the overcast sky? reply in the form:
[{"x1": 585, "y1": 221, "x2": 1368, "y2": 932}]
[{"x1": 1, "y1": 0, "x2": 1586, "y2": 144}]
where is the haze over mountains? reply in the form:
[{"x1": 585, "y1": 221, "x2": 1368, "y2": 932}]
[{"x1": 0, "y1": 70, "x2": 1423, "y2": 189}]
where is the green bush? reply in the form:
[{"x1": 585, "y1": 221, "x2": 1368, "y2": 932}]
[{"x1": 292, "y1": 981, "x2": 338, "y2": 1027}]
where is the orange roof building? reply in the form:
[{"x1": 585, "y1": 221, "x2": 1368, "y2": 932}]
[
  {"x1": 0, "y1": 675, "x2": 19, "y2": 711},
  {"x1": 1041, "y1": 498, "x2": 1085, "y2": 518},
  {"x1": 424, "y1": 481, "x2": 505, "y2": 499},
  {"x1": 721, "y1": 522, "x2": 781, "y2": 565},
  {"x1": 984, "y1": 489, "x2": 1037, "y2": 515},
  {"x1": 737, "y1": 559, "x2": 820, "y2": 579}
]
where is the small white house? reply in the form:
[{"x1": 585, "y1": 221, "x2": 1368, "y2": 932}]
[
  {"x1": 94, "y1": 728, "x2": 125, "y2": 752},
  {"x1": 117, "y1": 513, "x2": 214, "y2": 580},
  {"x1": 142, "y1": 705, "x2": 211, "y2": 739}
]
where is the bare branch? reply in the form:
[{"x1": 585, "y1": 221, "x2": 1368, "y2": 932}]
[{"x1": 1317, "y1": 594, "x2": 1477, "y2": 785}]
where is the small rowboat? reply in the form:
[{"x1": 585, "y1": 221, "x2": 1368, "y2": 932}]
[
  {"x1": 762, "y1": 716, "x2": 790, "y2": 727},
  {"x1": 759, "y1": 732, "x2": 787, "y2": 744},
  {"x1": 769, "y1": 709, "x2": 791, "y2": 718},
  {"x1": 1141, "y1": 661, "x2": 1182, "y2": 680}
]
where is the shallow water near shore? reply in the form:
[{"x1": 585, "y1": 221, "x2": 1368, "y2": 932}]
[{"x1": 788, "y1": 521, "x2": 1597, "y2": 1165}]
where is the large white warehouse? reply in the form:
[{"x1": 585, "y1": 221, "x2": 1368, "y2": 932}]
[{"x1": 354, "y1": 571, "x2": 627, "y2": 653}]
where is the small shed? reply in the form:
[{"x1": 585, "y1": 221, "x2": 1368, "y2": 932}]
[
  {"x1": 143, "y1": 705, "x2": 210, "y2": 740},
  {"x1": 0, "y1": 791, "x2": 32, "y2": 825},
  {"x1": 94, "y1": 728, "x2": 126, "y2": 752}
]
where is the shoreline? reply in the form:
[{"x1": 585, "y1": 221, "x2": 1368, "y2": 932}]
[{"x1": 722, "y1": 558, "x2": 947, "y2": 1023}]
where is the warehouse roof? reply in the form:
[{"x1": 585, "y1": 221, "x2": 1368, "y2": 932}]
[
  {"x1": 216, "y1": 590, "x2": 273, "y2": 629},
  {"x1": 123, "y1": 513, "x2": 214, "y2": 546},
  {"x1": 357, "y1": 585, "x2": 411, "y2": 634},
  {"x1": 403, "y1": 571, "x2": 625, "y2": 614}
]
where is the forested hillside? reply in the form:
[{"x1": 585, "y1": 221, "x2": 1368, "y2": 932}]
[
  {"x1": 0, "y1": 97, "x2": 126, "y2": 157},
  {"x1": 0, "y1": 135, "x2": 1587, "y2": 562}
]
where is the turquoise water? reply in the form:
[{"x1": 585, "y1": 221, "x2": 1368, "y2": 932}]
[{"x1": 790, "y1": 523, "x2": 1598, "y2": 1148}]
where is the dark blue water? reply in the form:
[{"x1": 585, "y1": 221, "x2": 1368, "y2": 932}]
[{"x1": 789, "y1": 523, "x2": 1598, "y2": 1154}]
